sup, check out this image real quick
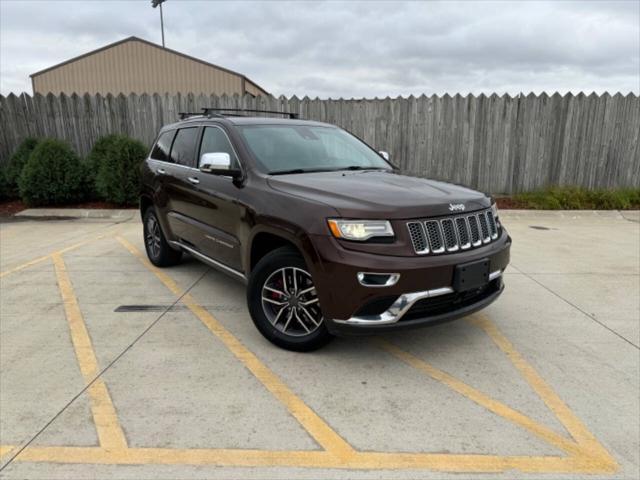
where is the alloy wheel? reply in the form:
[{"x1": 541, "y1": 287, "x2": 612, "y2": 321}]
[
  {"x1": 261, "y1": 267, "x2": 323, "y2": 337},
  {"x1": 145, "y1": 215, "x2": 162, "y2": 259}
]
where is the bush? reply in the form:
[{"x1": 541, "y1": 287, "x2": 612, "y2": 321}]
[
  {"x1": 1, "y1": 137, "x2": 40, "y2": 199},
  {"x1": 92, "y1": 134, "x2": 147, "y2": 205},
  {"x1": 85, "y1": 135, "x2": 114, "y2": 178},
  {"x1": 512, "y1": 187, "x2": 640, "y2": 210},
  {"x1": 0, "y1": 169, "x2": 9, "y2": 201},
  {"x1": 18, "y1": 139, "x2": 88, "y2": 206}
]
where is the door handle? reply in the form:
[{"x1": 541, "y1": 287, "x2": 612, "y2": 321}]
[
  {"x1": 157, "y1": 168, "x2": 166, "y2": 175},
  {"x1": 187, "y1": 176, "x2": 200, "y2": 185}
]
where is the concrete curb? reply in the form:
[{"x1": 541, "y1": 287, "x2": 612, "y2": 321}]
[
  {"x1": 15, "y1": 208, "x2": 137, "y2": 220},
  {"x1": 500, "y1": 209, "x2": 639, "y2": 221}
]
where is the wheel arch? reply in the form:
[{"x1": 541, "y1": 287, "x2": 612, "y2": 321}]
[
  {"x1": 139, "y1": 194, "x2": 153, "y2": 220},
  {"x1": 246, "y1": 226, "x2": 322, "y2": 278}
]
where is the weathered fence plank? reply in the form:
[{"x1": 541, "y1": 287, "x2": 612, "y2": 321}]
[{"x1": 0, "y1": 92, "x2": 637, "y2": 193}]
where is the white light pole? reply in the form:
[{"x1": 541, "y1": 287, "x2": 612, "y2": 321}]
[{"x1": 151, "y1": 0, "x2": 167, "y2": 47}]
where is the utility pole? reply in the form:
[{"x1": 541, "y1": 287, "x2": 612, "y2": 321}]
[{"x1": 151, "y1": 0, "x2": 167, "y2": 47}]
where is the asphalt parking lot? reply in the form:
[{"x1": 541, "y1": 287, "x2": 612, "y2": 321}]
[{"x1": 0, "y1": 210, "x2": 638, "y2": 479}]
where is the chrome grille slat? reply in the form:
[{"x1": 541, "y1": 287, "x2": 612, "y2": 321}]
[
  {"x1": 478, "y1": 213, "x2": 491, "y2": 243},
  {"x1": 407, "y1": 222, "x2": 429, "y2": 254},
  {"x1": 424, "y1": 221, "x2": 445, "y2": 254},
  {"x1": 467, "y1": 215, "x2": 482, "y2": 246},
  {"x1": 440, "y1": 219, "x2": 459, "y2": 252},
  {"x1": 455, "y1": 217, "x2": 471, "y2": 249},
  {"x1": 406, "y1": 207, "x2": 499, "y2": 255},
  {"x1": 486, "y1": 211, "x2": 498, "y2": 239}
]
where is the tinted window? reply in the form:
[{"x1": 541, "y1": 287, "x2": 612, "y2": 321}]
[
  {"x1": 150, "y1": 130, "x2": 175, "y2": 161},
  {"x1": 169, "y1": 128, "x2": 198, "y2": 166},
  {"x1": 238, "y1": 125, "x2": 391, "y2": 174},
  {"x1": 199, "y1": 127, "x2": 239, "y2": 169}
]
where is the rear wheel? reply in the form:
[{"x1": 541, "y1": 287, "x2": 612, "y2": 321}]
[
  {"x1": 143, "y1": 208, "x2": 182, "y2": 267},
  {"x1": 248, "y1": 247, "x2": 333, "y2": 351}
]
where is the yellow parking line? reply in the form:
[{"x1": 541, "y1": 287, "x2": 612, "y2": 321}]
[
  {"x1": 116, "y1": 236, "x2": 355, "y2": 460},
  {"x1": 377, "y1": 339, "x2": 584, "y2": 457},
  {"x1": 0, "y1": 445, "x2": 14, "y2": 459},
  {"x1": 52, "y1": 253, "x2": 128, "y2": 450},
  {"x1": 3, "y1": 235, "x2": 612, "y2": 473},
  {"x1": 0, "y1": 232, "x2": 113, "y2": 279},
  {"x1": 0, "y1": 445, "x2": 616, "y2": 473},
  {"x1": 469, "y1": 314, "x2": 617, "y2": 467}
]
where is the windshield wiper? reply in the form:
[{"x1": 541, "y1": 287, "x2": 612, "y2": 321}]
[
  {"x1": 270, "y1": 167, "x2": 336, "y2": 175},
  {"x1": 270, "y1": 166, "x2": 388, "y2": 175},
  {"x1": 339, "y1": 166, "x2": 388, "y2": 171}
]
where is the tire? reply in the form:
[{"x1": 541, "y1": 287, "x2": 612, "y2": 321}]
[
  {"x1": 143, "y1": 207, "x2": 182, "y2": 267},
  {"x1": 247, "y1": 247, "x2": 334, "y2": 352}
]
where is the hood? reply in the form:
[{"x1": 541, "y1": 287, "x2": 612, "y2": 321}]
[{"x1": 267, "y1": 170, "x2": 490, "y2": 219}]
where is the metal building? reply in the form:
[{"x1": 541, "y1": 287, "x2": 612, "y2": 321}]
[{"x1": 30, "y1": 36, "x2": 269, "y2": 97}]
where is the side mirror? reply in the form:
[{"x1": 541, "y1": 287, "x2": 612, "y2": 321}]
[
  {"x1": 379, "y1": 151, "x2": 390, "y2": 161},
  {"x1": 199, "y1": 152, "x2": 241, "y2": 178}
]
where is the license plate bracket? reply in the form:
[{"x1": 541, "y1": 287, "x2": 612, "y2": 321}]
[{"x1": 453, "y1": 258, "x2": 490, "y2": 292}]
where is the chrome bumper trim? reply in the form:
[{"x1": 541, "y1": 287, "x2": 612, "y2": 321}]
[
  {"x1": 357, "y1": 272, "x2": 401, "y2": 287},
  {"x1": 335, "y1": 269, "x2": 503, "y2": 326},
  {"x1": 489, "y1": 269, "x2": 502, "y2": 281}
]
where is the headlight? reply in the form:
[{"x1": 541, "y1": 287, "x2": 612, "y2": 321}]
[
  {"x1": 491, "y1": 202, "x2": 499, "y2": 219},
  {"x1": 327, "y1": 219, "x2": 394, "y2": 241}
]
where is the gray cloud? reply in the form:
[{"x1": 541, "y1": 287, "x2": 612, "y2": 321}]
[{"x1": 1, "y1": 0, "x2": 638, "y2": 97}]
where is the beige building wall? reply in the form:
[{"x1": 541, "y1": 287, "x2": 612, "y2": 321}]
[
  {"x1": 244, "y1": 80, "x2": 265, "y2": 97},
  {"x1": 31, "y1": 38, "x2": 269, "y2": 97}
]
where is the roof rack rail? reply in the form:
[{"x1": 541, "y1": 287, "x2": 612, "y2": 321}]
[
  {"x1": 178, "y1": 112, "x2": 205, "y2": 120},
  {"x1": 201, "y1": 108, "x2": 299, "y2": 119}
]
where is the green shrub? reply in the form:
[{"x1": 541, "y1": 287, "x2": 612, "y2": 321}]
[
  {"x1": 2, "y1": 137, "x2": 40, "y2": 199},
  {"x1": 0, "y1": 168, "x2": 9, "y2": 201},
  {"x1": 92, "y1": 134, "x2": 147, "y2": 205},
  {"x1": 18, "y1": 139, "x2": 88, "y2": 206},
  {"x1": 86, "y1": 135, "x2": 115, "y2": 178},
  {"x1": 512, "y1": 187, "x2": 640, "y2": 210}
]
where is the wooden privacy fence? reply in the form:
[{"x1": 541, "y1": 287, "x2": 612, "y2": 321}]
[{"x1": 1, "y1": 92, "x2": 638, "y2": 194}]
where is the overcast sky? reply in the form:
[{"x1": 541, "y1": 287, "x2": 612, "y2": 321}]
[{"x1": 1, "y1": 0, "x2": 638, "y2": 98}]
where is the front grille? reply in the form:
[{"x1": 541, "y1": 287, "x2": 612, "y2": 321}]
[{"x1": 407, "y1": 207, "x2": 499, "y2": 255}]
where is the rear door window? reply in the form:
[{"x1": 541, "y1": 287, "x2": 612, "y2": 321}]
[
  {"x1": 169, "y1": 127, "x2": 199, "y2": 167},
  {"x1": 150, "y1": 130, "x2": 175, "y2": 162}
]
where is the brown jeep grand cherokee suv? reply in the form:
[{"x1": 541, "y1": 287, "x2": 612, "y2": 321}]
[{"x1": 141, "y1": 109, "x2": 511, "y2": 351}]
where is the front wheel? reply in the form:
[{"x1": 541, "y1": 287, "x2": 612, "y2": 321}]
[{"x1": 247, "y1": 247, "x2": 333, "y2": 352}]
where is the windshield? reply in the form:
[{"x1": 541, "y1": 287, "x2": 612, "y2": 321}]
[{"x1": 238, "y1": 125, "x2": 392, "y2": 174}]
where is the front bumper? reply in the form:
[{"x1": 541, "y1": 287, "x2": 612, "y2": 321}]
[
  {"x1": 309, "y1": 230, "x2": 511, "y2": 335},
  {"x1": 327, "y1": 275, "x2": 504, "y2": 336}
]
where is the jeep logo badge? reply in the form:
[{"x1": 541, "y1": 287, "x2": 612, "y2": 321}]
[{"x1": 449, "y1": 203, "x2": 465, "y2": 212}]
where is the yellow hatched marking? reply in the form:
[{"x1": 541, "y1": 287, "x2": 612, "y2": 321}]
[
  {"x1": 0, "y1": 445, "x2": 14, "y2": 459},
  {"x1": 469, "y1": 314, "x2": 617, "y2": 466},
  {"x1": 1, "y1": 232, "x2": 114, "y2": 279},
  {"x1": 52, "y1": 253, "x2": 127, "y2": 450},
  {"x1": 0, "y1": 445, "x2": 616, "y2": 473},
  {"x1": 116, "y1": 236, "x2": 355, "y2": 460},
  {"x1": 1, "y1": 236, "x2": 616, "y2": 473},
  {"x1": 377, "y1": 339, "x2": 584, "y2": 457}
]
